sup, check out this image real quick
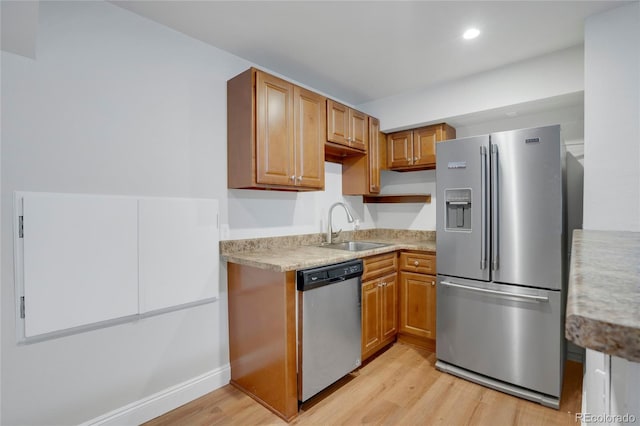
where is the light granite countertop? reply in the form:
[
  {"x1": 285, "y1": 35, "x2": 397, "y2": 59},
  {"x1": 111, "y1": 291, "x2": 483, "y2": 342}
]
[
  {"x1": 220, "y1": 229, "x2": 436, "y2": 272},
  {"x1": 565, "y1": 230, "x2": 640, "y2": 362}
]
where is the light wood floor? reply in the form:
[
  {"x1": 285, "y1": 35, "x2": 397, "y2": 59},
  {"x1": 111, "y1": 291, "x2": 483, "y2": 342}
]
[{"x1": 145, "y1": 342, "x2": 583, "y2": 425}]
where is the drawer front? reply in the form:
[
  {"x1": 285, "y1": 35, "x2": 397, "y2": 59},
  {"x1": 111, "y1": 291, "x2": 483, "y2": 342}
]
[
  {"x1": 399, "y1": 251, "x2": 436, "y2": 274},
  {"x1": 437, "y1": 276, "x2": 562, "y2": 397},
  {"x1": 363, "y1": 252, "x2": 397, "y2": 281}
]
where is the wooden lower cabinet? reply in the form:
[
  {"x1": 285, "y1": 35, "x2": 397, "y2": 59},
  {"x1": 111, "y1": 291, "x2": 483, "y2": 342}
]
[
  {"x1": 399, "y1": 272, "x2": 436, "y2": 338},
  {"x1": 398, "y1": 251, "x2": 437, "y2": 351},
  {"x1": 361, "y1": 252, "x2": 398, "y2": 362},
  {"x1": 362, "y1": 273, "x2": 398, "y2": 361},
  {"x1": 226, "y1": 249, "x2": 436, "y2": 421},
  {"x1": 227, "y1": 263, "x2": 298, "y2": 421}
]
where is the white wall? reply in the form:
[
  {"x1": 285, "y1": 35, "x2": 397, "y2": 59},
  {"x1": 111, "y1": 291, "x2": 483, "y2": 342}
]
[
  {"x1": 226, "y1": 162, "x2": 372, "y2": 240},
  {"x1": 582, "y1": 3, "x2": 640, "y2": 422},
  {"x1": 0, "y1": 2, "x2": 369, "y2": 425},
  {"x1": 371, "y1": 169, "x2": 437, "y2": 230},
  {"x1": 0, "y1": 1, "x2": 38, "y2": 59},
  {"x1": 583, "y1": 2, "x2": 640, "y2": 232},
  {"x1": 1, "y1": 3, "x2": 239, "y2": 424},
  {"x1": 357, "y1": 45, "x2": 584, "y2": 132}
]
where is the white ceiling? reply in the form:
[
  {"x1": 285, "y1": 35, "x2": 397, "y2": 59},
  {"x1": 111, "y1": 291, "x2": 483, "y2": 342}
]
[{"x1": 112, "y1": 0, "x2": 629, "y2": 106}]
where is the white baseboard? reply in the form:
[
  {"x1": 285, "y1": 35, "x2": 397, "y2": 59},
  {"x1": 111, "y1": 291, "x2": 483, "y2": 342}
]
[{"x1": 80, "y1": 364, "x2": 231, "y2": 426}]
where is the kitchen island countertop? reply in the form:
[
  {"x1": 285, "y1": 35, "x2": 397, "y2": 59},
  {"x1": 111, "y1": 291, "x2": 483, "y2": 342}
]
[{"x1": 565, "y1": 229, "x2": 640, "y2": 362}]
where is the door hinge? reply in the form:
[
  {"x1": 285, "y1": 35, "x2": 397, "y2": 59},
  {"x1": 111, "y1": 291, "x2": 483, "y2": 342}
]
[
  {"x1": 20, "y1": 296, "x2": 25, "y2": 319},
  {"x1": 19, "y1": 216, "x2": 24, "y2": 238}
]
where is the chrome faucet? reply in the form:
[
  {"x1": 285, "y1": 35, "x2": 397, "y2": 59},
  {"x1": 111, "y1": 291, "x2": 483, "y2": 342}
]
[{"x1": 327, "y1": 202, "x2": 355, "y2": 244}]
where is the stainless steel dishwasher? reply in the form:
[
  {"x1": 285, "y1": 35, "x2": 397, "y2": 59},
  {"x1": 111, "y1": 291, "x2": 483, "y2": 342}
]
[{"x1": 296, "y1": 259, "x2": 363, "y2": 402}]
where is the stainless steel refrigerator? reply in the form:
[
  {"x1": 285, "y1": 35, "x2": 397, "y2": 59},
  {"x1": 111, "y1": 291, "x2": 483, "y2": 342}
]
[{"x1": 435, "y1": 124, "x2": 566, "y2": 408}]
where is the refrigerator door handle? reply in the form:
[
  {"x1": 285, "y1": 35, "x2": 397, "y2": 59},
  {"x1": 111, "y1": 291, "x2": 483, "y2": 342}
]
[
  {"x1": 491, "y1": 144, "x2": 499, "y2": 271},
  {"x1": 480, "y1": 146, "x2": 488, "y2": 270},
  {"x1": 440, "y1": 281, "x2": 549, "y2": 302}
]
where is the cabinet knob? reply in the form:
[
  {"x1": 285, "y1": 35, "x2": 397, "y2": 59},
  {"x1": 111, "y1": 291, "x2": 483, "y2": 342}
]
[
  {"x1": 414, "y1": 260, "x2": 420, "y2": 266},
  {"x1": 431, "y1": 281, "x2": 435, "y2": 286},
  {"x1": 296, "y1": 176, "x2": 302, "y2": 183},
  {"x1": 414, "y1": 157, "x2": 418, "y2": 162},
  {"x1": 290, "y1": 175, "x2": 295, "y2": 181}
]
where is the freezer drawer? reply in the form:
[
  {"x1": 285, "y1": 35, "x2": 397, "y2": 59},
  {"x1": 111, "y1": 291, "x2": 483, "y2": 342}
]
[{"x1": 436, "y1": 275, "x2": 563, "y2": 398}]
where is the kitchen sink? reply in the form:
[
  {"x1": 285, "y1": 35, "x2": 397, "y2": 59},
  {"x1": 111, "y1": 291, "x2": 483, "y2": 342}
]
[{"x1": 317, "y1": 241, "x2": 390, "y2": 252}]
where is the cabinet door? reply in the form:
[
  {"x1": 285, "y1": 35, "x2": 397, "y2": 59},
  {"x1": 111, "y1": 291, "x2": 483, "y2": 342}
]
[
  {"x1": 294, "y1": 86, "x2": 325, "y2": 189},
  {"x1": 361, "y1": 280, "x2": 381, "y2": 360},
  {"x1": 256, "y1": 71, "x2": 294, "y2": 186},
  {"x1": 368, "y1": 117, "x2": 381, "y2": 193},
  {"x1": 327, "y1": 99, "x2": 349, "y2": 146},
  {"x1": 387, "y1": 130, "x2": 413, "y2": 168},
  {"x1": 413, "y1": 126, "x2": 437, "y2": 167},
  {"x1": 399, "y1": 272, "x2": 437, "y2": 339},
  {"x1": 349, "y1": 109, "x2": 368, "y2": 151},
  {"x1": 380, "y1": 273, "x2": 398, "y2": 341}
]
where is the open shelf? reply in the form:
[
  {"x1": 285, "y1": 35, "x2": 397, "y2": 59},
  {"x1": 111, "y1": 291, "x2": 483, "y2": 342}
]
[{"x1": 362, "y1": 194, "x2": 431, "y2": 204}]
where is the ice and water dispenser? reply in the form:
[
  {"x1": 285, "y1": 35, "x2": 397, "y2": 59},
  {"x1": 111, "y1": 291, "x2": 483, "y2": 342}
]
[{"x1": 444, "y1": 189, "x2": 472, "y2": 231}]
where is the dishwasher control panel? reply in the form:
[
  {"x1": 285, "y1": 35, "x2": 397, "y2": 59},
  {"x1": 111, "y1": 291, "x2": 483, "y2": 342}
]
[
  {"x1": 328, "y1": 263, "x2": 363, "y2": 279},
  {"x1": 297, "y1": 259, "x2": 363, "y2": 291},
  {"x1": 305, "y1": 270, "x2": 328, "y2": 283}
]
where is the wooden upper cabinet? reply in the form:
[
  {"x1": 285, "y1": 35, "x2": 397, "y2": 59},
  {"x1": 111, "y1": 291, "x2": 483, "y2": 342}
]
[
  {"x1": 386, "y1": 123, "x2": 456, "y2": 171},
  {"x1": 256, "y1": 71, "x2": 295, "y2": 186},
  {"x1": 342, "y1": 117, "x2": 386, "y2": 195},
  {"x1": 327, "y1": 99, "x2": 368, "y2": 152},
  {"x1": 342, "y1": 116, "x2": 382, "y2": 195},
  {"x1": 294, "y1": 86, "x2": 326, "y2": 189},
  {"x1": 368, "y1": 117, "x2": 381, "y2": 194},
  {"x1": 349, "y1": 109, "x2": 368, "y2": 151},
  {"x1": 228, "y1": 68, "x2": 325, "y2": 191},
  {"x1": 413, "y1": 126, "x2": 437, "y2": 167},
  {"x1": 327, "y1": 100, "x2": 349, "y2": 145},
  {"x1": 387, "y1": 130, "x2": 414, "y2": 169}
]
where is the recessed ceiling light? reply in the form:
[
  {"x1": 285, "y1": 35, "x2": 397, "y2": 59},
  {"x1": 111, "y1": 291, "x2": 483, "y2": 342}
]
[{"x1": 463, "y1": 28, "x2": 480, "y2": 40}]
